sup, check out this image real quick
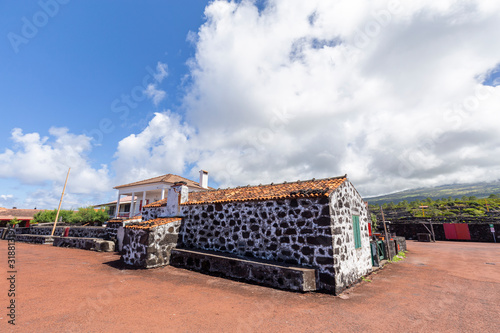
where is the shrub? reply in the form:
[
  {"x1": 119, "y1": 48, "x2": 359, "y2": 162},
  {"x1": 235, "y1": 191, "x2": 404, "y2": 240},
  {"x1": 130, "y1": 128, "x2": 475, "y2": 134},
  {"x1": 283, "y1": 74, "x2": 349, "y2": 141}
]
[
  {"x1": 70, "y1": 207, "x2": 109, "y2": 226},
  {"x1": 33, "y1": 209, "x2": 74, "y2": 223},
  {"x1": 8, "y1": 218, "x2": 21, "y2": 226}
]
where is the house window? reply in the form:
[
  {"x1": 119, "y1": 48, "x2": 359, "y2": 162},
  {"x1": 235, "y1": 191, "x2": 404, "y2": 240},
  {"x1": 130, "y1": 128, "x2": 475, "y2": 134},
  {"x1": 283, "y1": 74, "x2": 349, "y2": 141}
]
[
  {"x1": 123, "y1": 204, "x2": 130, "y2": 213},
  {"x1": 352, "y1": 215, "x2": 362, "y2": 249}
]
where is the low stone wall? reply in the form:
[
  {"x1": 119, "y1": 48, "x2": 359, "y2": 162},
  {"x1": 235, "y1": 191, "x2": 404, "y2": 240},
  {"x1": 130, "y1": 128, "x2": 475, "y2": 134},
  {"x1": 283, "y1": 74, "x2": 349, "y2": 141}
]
[
  {"x1": 106, "y1": 221, "x2": 124, "y2": 241},
  {"x1": 178, "y1": 197, "x2": 338, "y2": 291},
  {"x1": 122, "y1": 220, "x2": 181, "y2": 268},
  {"x1": 15, "y1": 234, "x2": 54, "y2": 244},
  {"x1": 171, "y1": 248, "x2": 317, "y2": 292},
  {"x1": 68, "y1": 227, "x2": 107, "y2": 239},
  {"x1": 122, "y1": 228, "x2": 148, "y2": 266},
  {"x1": 0, "y1": 228, "x2": 9, "y2": 239},
  {"x1": 15, "y1": 226, "x2": 111, "y2": 240},
  {"x1": 53, "y1": 237, "x2": 115, "y2": 252},
  {"x1": 390, "y1": 222, "x2": 499, "y2": 242},
  {"x1": 24, "y1": 226, "x2": 65, "y2": 236},
  {"x1": 15, "y1": 227, "x2": 34, "y2": 235},
  {"x1": 393, "y1": 236, "x2": 407, "y2": 252}
]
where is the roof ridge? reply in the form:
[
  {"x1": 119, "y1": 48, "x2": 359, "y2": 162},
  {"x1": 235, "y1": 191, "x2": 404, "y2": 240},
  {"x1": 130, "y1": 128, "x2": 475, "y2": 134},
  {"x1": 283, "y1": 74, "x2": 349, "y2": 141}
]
[
  {"x1": 144, "y1": 174, "x2": 348, "y2": 208},
  {"x1": 200, "y1": 174, "x2": 347, "y2": 192},
  {"x1": 114, "y1": 173, "x2": 204, "y2": 189}
]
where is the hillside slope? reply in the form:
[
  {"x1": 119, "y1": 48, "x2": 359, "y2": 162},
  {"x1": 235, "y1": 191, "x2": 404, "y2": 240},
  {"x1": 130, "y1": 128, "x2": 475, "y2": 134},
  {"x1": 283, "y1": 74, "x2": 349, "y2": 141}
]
[{"x1": 365, "y1": 181, "x2": 500, "y2": 205}]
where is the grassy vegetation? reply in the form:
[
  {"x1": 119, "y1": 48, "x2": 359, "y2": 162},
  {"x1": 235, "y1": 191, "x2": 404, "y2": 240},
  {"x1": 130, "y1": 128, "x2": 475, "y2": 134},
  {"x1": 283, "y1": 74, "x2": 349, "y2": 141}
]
[{"x1": 390, "y1": 251, "x2": 407, "y2": 263}]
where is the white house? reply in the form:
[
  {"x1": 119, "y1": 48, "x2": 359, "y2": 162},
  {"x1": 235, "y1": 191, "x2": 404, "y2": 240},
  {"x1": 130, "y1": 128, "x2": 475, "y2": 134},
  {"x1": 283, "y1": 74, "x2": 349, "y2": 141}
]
[
  {"x1": 110, "y1": 171, "x2": 211, "y2": 218},
  {"x1": 93, "y1": 195, "x2": 134, "y2": 218}
]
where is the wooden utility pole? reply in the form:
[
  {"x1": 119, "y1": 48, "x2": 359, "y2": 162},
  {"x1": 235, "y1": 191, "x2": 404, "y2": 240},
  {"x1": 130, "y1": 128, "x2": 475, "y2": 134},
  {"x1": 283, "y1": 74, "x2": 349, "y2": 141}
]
[
  {"x1": 51, "y1": 168, "x2": 71, "y2": 236},
  {"x1": 380, "y1": 207, "x2": 394, "y2": 259}
]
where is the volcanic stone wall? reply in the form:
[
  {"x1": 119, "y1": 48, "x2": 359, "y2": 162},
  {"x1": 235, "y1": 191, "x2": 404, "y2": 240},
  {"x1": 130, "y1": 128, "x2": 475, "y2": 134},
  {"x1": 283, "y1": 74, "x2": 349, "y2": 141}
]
[
  {"x1": 122, "y1": 228, "x2": 148, "y2": 266},
  {"x1": 15, "y1": 234, "x2": 54, "y2": 244},
  {"x1": 177, "y1": 196, "x2": 338, "y2": 291},
  {"x1": 53, "y1": 237, "x2": 115, "y2": 252},
  {"x1": 141, "y1": 180, "x2": 372, "y2": 293},
  {"x1": 142, "y1": 207, "x2": 164, "y2": 221},
  {"x1": 329, "y1": 180, "x2": 372, "y2": 294},
  {"x1": 122, "y1": 220, "x2": 181, "y2": 268},
  {"x1": 170, "y1": 248, "x2": 317, "y2": 292},
  {"x1": 15, "y1": 226, "x2": 113, "y2": 239}
]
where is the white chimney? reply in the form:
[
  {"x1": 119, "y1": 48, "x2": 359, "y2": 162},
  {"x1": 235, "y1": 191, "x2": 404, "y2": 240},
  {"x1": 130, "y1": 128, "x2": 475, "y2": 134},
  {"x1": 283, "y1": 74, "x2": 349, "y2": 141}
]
[
  {"x1": 165, "y1": 182, "x2": 188, "y2": 217},
  {"x1": 199, "y1": 170, "x2": 209, "y2": 189}
]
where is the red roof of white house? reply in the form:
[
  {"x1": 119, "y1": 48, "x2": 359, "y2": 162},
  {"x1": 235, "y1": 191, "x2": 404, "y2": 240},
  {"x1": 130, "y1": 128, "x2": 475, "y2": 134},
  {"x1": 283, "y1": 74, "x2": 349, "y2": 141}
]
[
  {"x1": 114, "y1": 173, "x2": 211, "y2": 190},
  {"x1": 0, "y1": 208, "x2": 44, "y2": 221}
]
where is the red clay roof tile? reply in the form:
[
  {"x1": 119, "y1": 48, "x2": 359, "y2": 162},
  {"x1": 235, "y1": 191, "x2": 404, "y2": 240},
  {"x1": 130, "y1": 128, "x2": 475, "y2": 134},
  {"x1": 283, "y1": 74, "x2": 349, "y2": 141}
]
[
  {"x1": 144, "y1": 175, "x2": 347, "y2": 208},
  {"x1": 125, "y1": 217, "x2": 181, "y2": 230}
]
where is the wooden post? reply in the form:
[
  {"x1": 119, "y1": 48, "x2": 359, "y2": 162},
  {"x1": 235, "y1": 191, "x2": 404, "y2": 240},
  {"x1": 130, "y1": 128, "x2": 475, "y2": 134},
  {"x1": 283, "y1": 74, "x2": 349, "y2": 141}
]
[
  {"x1": 380, "y1": 207, "x2": 394, "y2": 259},
  {"x1": 429, "y1": 220, "x2": 436, "y2": 242},
  {"x1": 51, "y1": 168, "x2": 71, "y2": 236}
]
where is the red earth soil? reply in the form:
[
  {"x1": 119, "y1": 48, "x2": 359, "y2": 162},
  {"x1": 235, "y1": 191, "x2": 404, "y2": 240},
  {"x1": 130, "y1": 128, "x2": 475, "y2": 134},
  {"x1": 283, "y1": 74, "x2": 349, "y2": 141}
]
[{"x1": 0, "y1": 240, "x2": 499, "y2": 332}]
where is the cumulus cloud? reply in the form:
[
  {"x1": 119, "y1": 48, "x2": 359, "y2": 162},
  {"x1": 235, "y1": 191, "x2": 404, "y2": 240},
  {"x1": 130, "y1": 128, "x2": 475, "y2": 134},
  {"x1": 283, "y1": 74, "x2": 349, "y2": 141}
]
[
  {"x1": 113, "y1": 112, "x2": 196, "y2": 184},
  {"x1": 116, "y1": 0, "x2": 500, "y2": 196},
  {"x1": 0, "y1": 127, "x2": 111, "y2": 195}
]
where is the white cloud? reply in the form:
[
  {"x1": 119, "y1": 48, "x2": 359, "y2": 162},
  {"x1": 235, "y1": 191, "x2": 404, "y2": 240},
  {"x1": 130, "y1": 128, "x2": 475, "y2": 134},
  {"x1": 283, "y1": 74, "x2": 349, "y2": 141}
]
[
  {"x1": 116, "y1": 0, "x2": 500, "y2": 196},
  {"x1": 0, "y1": 194, "x2": 13, "y2": 201},
  {"x1": 113, "y1": 112, "x2": 195, "y2": 185},
  {"x1": 154, "y1": 61, "x2": 169, "y2": 83},
  {"x1": 144, "y1": 84, "x2": 167, "y2": 106},
  {"x1": 144, "y1": 61, "x2": 169, "y2": 106},
  {"x1": 0, "y1": 127, "x2": 111, "y2": 195}
]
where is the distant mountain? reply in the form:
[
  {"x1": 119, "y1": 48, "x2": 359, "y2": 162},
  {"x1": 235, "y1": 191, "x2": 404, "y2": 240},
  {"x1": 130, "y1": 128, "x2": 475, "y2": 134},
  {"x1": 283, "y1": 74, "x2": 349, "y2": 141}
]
[{"x1": 364, "y1": 180, "x2": 500, "y2": 205}]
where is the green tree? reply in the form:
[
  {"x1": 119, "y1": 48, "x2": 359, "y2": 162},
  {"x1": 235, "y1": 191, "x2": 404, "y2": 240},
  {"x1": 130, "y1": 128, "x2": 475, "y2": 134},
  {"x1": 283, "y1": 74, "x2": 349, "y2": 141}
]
[
  {"x1": 71, "y1": 207, "x2": 109, "y2": 226},
  {"x1": 8, "y1": 218, "x2": 21, "y2": 226},
  {"x1": 33, "y1": 209, "x2": 74, "y2": 223}
]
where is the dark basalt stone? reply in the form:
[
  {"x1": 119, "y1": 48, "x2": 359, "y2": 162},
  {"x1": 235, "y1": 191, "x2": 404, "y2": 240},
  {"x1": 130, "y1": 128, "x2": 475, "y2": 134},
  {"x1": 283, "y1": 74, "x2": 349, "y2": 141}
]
[{"x1": 301, "y1": 210, "x2": 313, "y2": 218}]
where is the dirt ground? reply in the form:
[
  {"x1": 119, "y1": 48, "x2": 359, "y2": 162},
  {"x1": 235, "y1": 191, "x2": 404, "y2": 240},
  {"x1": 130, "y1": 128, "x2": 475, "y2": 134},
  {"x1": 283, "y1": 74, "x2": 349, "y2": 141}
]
[{"x1": 0, "y1": 240, "x2": 499, "y2": 333}]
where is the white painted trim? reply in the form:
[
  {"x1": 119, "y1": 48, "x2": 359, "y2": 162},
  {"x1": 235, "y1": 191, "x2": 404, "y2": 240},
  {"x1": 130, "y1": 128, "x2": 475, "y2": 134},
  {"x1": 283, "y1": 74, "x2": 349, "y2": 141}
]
[
  {"x1": 114, "y1": 192, "x2": 121, "y2": 218},
  {"x1": 130, "y1": 192, "x2": 136, "y2": 218}
]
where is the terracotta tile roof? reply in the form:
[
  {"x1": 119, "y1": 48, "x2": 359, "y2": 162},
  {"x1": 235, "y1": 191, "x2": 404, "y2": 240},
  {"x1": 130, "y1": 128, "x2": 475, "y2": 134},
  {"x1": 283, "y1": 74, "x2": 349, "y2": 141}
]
[
  {"x1": 145, "y1": 175, "x2": 347, "y2": 208},
  {"x1": 124, "y1": 215, "x2": 142, "y2": 222},
  {"x1": 114, "y1": 174, "x2": 210, "y2": 190},
  {"x1": 0, "y1": 208, "x2": 44, "y2": 220},
  {"x1": 94, "y1": 195, "x2": 134, "y2": 207},
  {"x1": 108, "y1": 218, "x2": 123, "y2": 223},
  {"x1": 124, "y1": 217, "x2": 182, "y2": 230}
]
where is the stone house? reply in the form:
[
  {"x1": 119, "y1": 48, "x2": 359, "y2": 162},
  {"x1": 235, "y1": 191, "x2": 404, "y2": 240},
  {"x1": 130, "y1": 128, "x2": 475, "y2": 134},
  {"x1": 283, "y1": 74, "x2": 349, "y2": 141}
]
[{"x1": 122, "y1": 175, "x2": 372, "y2": 294}]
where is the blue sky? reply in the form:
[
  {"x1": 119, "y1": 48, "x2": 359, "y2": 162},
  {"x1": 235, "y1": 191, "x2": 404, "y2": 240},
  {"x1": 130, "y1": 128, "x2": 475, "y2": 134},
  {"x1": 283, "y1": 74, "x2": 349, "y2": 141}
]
[
  {"x1": 0, "y1": 1, "x2": 208, "y2": 208},
  {"x1": 1, "y1": 1, "x2": 206, "y2": 153},
  {"x1": 1, "y1": 0, "x2": 500, "y2": 209}
]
